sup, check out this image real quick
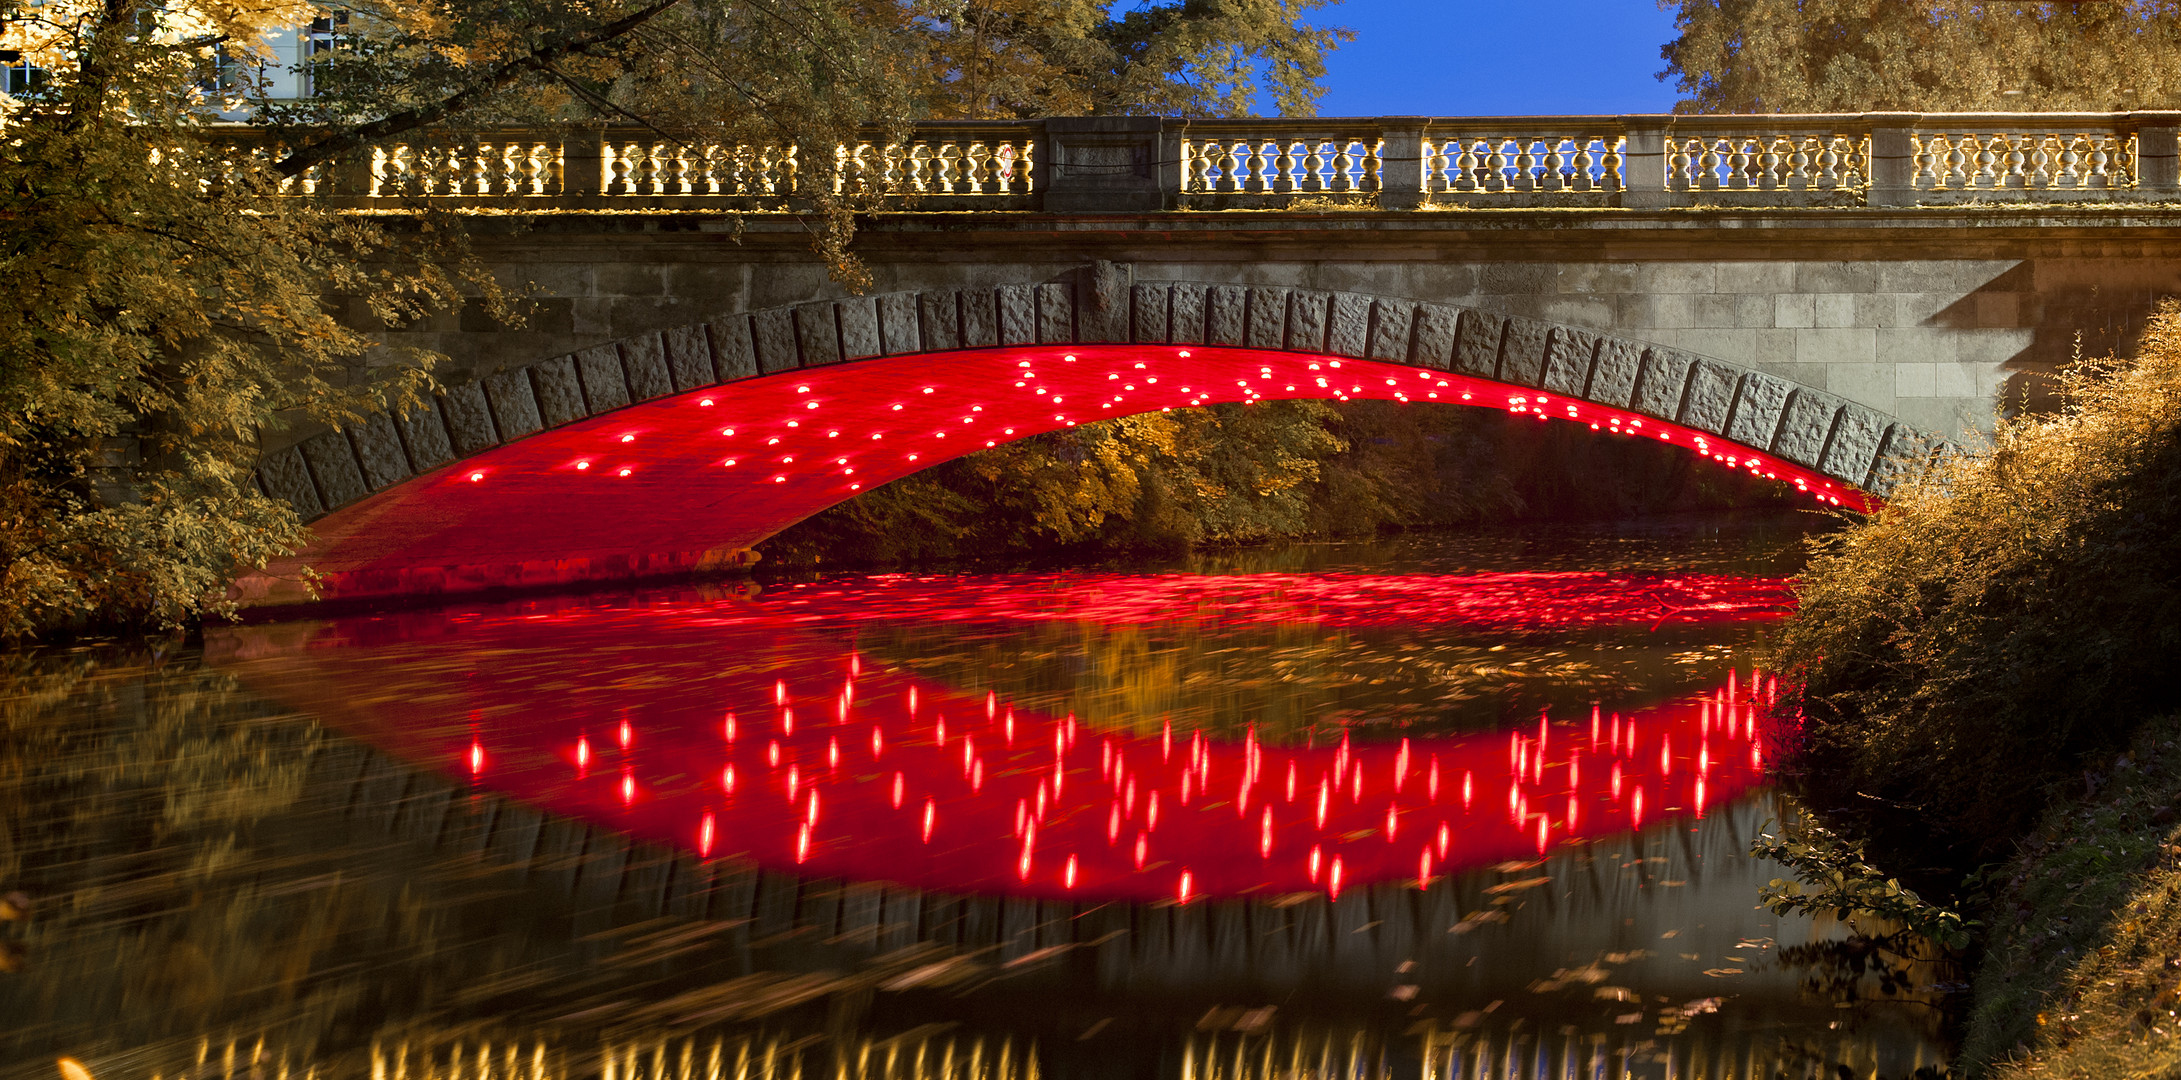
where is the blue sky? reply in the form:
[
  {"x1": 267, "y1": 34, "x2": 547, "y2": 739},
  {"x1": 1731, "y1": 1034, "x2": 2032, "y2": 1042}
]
[{"x1": 1311, "y1": 1, "x2": 1686, "y2": 117}]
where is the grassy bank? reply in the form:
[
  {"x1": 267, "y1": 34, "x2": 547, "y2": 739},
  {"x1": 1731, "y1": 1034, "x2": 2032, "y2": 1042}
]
[{"x1": 1962, "y1": 712, "x2": 2181, "y2": 1077}]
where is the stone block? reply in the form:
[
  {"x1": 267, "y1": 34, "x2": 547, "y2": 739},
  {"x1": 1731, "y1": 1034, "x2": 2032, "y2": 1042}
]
[
  {"x1": 622, "y1": 333, "x2": 674, "y2": 401},
  {"x1": 1453, "y1": 309, "x2": 1503, "y2": 378},
  {"x1": 1775, "y1": 294, "x2": 1815, "y2": 329},
  {"x1": 1868, "y1": 423, "x2": 1940, "y2": 494},
  {"x1": 1326, "y1": 292, "x2": 1371, "y2": 358},
  {"x1": 664, "y1": 325, "x2": 717, "y2": 390},
  {"x1": 795, "y1": 302, "x2": 844, "y2": 365},
  {"x1": 709, "y1": 315, "x2": 759, "y2": 380},
  {"x1": 1813, "y1": 293, "x2": 1857, "y2": 328},
  {"x1": 575, "y1": 345, "x2": 631, "y2": 412},
  {"x1": 1245, "y1": 287, "x2": 1288, "y2": 350},
  {"x1": 1084, "y1": 261, "x2": 1130, "y2": 343},
  {"x1": 440, "y1": 381, "x2": 502, "y2": 453},
  {"x1": 1410, "y1": 303, "x2": 1460, "y2": 371},
  {"x1": 1631, "y1": 348, "x2": 1694, "y2": 421},
  {"x1": 1170, "y1": 283, "x2": 1207, "y2": 344},
  {"x1": 998, "y1": 285, "x2": 1037, "y2": 345},
  {"x1": 1207, "y1": 286, "x2": 1247, "y2": 345},
  {"x1": 1821, "y1": 403, "x2": 1889, "y2": 486},
  {"x1": 1589, "y1": 338, "x2": 1643, "y2": 407},
  {"x1": 1540, "y1": 327, "x2": 1596, "y2": 397},
  {"x1": 838, "y1": 297, "x2": 882, "y2": 360},
  {"x1": 1795, "y1": 262, "x2": 1878, "y2": 294},
  {"x1": 1131, "y1": 283, "x2": 1170, "y2": 343},
  {"x1": 1498, "y1": 316, "x2": 1551, "y2": 387},
  {"x1": 1771, "y1": 389, "x2": 1840, "y2": 468},
  {"x1": 878, "y1": 293, "x2": 921, "y2": 355},
  {"x1": 1036, "y1": 283, "x2": 1072, "y2": 343},
  {"x1": 753, "y1": 308, "x2": 802, "y2": 373},
  {"x1": 1286, "y1": 289, "x2": 1330, "y2": 352},
  {"x1": 393, "y1": 399, "x2": 454, "y2": 472},
  {"x1": 348, "y1": 413, "x2": 412, "y2": 491},
  {"x1": 300, "y1": 430, "x2": 368, "y2": 509},
  {"x1": 1895, "y1": 363, "x2": 1937, "y2": 398},
  {"x1": 1679, "y1": 358, "x2": 1740, "y2": 434},
  {"x1": 1726, "y1": 371, "x2": 1793, "y2": 449},
  {"x1": 482, "y1": 366, "x2": 545, "y2": 440},
  {"x1": 257, "y1": 446, "x2": 323, "y2": 517},
  {"x1": 1934, "y1": 361, "x2": 1976, "y2": 398},
  {"x1": 1366, "y1": 298, "x2": 1414, "y2": 363},
  {"x1": 959, "y1": 289, "x2": 998, "y2": 348}
]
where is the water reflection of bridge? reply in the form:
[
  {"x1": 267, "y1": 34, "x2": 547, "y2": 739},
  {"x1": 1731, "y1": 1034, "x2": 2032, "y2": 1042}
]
[{"x1": 124, "y1": 741, "x2": 1927, "y2": 1080}]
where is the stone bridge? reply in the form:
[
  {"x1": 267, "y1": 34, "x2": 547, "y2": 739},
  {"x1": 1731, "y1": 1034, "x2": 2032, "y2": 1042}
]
[{"x1": 244, "y1": 113, "x2": 2181, "y2": 605}]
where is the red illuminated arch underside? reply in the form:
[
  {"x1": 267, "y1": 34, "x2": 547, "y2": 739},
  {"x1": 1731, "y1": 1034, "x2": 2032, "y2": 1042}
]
[{"x1": 254, "y1": 346, "x2": 1874, "y2": 604}]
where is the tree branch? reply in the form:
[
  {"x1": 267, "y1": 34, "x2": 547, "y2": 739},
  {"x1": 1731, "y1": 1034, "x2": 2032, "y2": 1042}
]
[{"x1": 271, "y1": 0, "x2": 688, "y2": 178}]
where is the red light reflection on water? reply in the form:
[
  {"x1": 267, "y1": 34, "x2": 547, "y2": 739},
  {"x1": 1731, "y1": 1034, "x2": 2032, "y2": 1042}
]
[{"x1": 211, "y1": 573, "x2": 1793, "y2": 902}]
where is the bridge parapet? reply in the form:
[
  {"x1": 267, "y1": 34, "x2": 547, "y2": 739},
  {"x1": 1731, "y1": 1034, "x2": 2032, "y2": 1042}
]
[{"x1": 253, "y1": 111, "x2": 2181, "y2": 213}]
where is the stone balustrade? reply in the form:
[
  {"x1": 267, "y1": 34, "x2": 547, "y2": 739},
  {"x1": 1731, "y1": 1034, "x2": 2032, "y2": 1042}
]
[{"x1": 249, "y1": 112, "x2": 2181, "y2": 212}]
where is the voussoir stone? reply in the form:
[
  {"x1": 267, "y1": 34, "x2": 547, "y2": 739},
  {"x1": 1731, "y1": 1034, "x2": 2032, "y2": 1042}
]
[
  {"x1": 440, "y1": 381, "x2": 502, "y2": 453},
  {"x1": 257, "y1": 445, "x2": 323, "y2": 517},
  {"x1": 1327, "y1": 293, "x2": 1372, "y2": 359},
  {"x1": 1365, "y1": 298, "x2": 1413, "y2": 363},
  {"x1": 1206, "y1": 286, "x2": 1247, "y2": 345},
  {"x1": 1035, "y1": 284, "x2": 1072, "y2": 343},
  {"x1": 393, "y1": 399, "x2": 454, "y2": 472},
  {"x1": 1726, "y1": 371, "x2": 1793, "y2": 451},
  {"x1": 794, "y1": 302, "x2": 844, "y2": 364},
  {"x1": 1286, "y1": 289, "x2": 1330, "y2": 352},
  {"x1": 300, "y1": 430, "x2": 368, "y2": 510},
  {"x1": 1541, "y1": 327, "x2": 1598, "y2": 397},
  {"x1": 1679, "y1": 359, "x2": 1740, "y2": 435},
  {"x1": 753, "y1": 308, "x2": 802, "y2": 373},
  {"x1": 997, "y1": 285, "x2": 1036, "y2": 346},
  {"x1": 877, "y1": 293, "x2": 920, "y2": 355},
  {"x1": 1630, "y1": 348, "x2": 1694, "y2": 422},
  {"x1": 959, "y1": 290, "x2": 998, "y2": 349},
  {"x1": 482, "y1": 366, "x2": 544, "y2": 440},
  {"x1": 709, "y1": 315, "x2": 758, "y2": 380},
  {"x1": 1820, "y1": 402, "x2": 1888, "y2": 485},
  {"x1": 348, "y1": 413, "x2": 412, "y2": 492},
  {"x1": 1453, "y1": 309, "x2": 1502, "y2": 378},
  {"x1": 1245, "y1": 287, "x2": 1288, "y2": 350},
  {"x1": 1410, "y1": 303, "x2": 1460, "y2": 371},
  {"x1": 1497, "y1": 317, "x2": 1552, "y2": 388},
  {"x1": 916, "y1": 292, "x2": 959, "y2": 351},
  {"x1": 1771, "y1": 389, "x2": 1841, "y2": 469},
  {"x1": 575, "y1": 345, "x2": 631, "y2": 412},
  {"x1": 622, "y1": 333, "x2": 675, "y2": 400},
  {"x1": 1132, "y1": 283, "x2": 1171, "y2": 343},
  {"x1": 1588, "y1": 338, "x2": 1644, "y2": 408},
  {"x1": 664, "y1": 325, "x2": 717, "y2": 391},
  {"x1": 838, "y1": 297, "x2": 882, "y2": 360},
  {"x1": 1170, "y1": 283, "x2": 1207, "y2": 345}
]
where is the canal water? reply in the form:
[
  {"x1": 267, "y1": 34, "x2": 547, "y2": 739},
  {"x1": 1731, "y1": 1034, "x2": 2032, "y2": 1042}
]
[{"x1": 0, "y1": 513, "x2": 1954, "y2": 1080}]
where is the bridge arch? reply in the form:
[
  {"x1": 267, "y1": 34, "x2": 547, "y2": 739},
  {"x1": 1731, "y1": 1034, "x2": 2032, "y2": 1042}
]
[{"x1": 242, "y1": 275, "x2": 1933, "y2": 607}]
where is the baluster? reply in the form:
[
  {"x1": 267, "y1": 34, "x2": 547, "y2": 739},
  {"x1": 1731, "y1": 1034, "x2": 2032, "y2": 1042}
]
[
  {"x1": 1451, "y1": 139, "x2": 1479, "y2": 193},
  {"x1": 1664, "y1": 138, "x2": 1688, "y2": 192},
  {"x1": 969, "y1": 141, "x2": 994, "y2": 195},
  {"x1": 1331, "y1": 139, "x2": 1354, "y2": 193},
  {"x1": 1263, "y1": 139, "x2": 1287, "y2": 194},
  {"x1": 934, "y1": 143, "x2": 959, "y2": 195},
  {"x1": 1601, "y1": 135, "x2": 1624, "y2": 191}
]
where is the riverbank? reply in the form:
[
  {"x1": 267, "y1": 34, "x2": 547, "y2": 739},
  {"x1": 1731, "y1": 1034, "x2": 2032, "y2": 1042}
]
[{"x1": 1958, "y1": 711, "x2": 2181, "y2": 1078}]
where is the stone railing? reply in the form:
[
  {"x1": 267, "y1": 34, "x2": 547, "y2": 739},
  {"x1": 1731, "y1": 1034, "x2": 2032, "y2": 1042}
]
[{"x1": 250, "y1": 112, "x2": 2181, "y2": 212}]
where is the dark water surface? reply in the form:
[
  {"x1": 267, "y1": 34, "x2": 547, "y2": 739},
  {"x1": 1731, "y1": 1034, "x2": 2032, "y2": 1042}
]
[{"x1": 0, "y1": 515, "x2": 1954, "y2": 1079}]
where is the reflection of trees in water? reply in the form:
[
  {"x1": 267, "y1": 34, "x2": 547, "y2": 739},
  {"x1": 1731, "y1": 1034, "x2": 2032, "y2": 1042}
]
[{"x1": 856, "y1": 620, "x2": 1754, "y2": 743}]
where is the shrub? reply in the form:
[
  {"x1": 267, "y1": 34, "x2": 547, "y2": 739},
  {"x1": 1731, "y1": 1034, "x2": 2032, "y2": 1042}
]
[{"x1": 1775, "y1": 300, "x2": 2181, "y2": 881}]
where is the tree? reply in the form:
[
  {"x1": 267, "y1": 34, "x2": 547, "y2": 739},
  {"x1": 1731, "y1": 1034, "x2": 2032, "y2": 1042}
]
[{"x1": 1657, "y1": 0, "x2": 2181, "y2": 113}]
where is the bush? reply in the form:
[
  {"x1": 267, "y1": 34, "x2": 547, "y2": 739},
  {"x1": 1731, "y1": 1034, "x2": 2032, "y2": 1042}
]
[{"x1": 1775, "y1": 299, "x2": 2181, "y2": 882}]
